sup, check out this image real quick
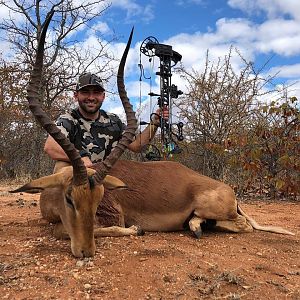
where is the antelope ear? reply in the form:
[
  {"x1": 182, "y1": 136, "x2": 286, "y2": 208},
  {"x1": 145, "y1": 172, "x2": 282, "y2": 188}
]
[
  {"x1": 10, "y1": 173, "x2": 66, "y2": 194},
  {"x1": 103, "y1": 175, "x2": 128, "y2": 190}
]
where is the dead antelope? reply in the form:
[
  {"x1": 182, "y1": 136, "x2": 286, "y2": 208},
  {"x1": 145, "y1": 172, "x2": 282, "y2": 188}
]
[
  {"x1": 14, "y1": 157, "x2": 294, "y2": 259},
  {"x1": 11, "y1": 11, "x2": 138, "y2": 258}
]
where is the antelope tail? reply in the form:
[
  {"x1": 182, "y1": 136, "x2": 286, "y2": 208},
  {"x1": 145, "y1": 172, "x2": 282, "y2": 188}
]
[{"x1": 237, "y1": 204, "x2": 295, "y2": 236}]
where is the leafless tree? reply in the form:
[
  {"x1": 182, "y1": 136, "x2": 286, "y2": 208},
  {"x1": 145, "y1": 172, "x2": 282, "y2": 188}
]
[
  {"x1": 176, "y1": 48, "x2": 275, "y2": 180},
  {"x1": 1, "y1": 0, "x2": 117, "y2": 110},
  {"x1": 0, "y1": 0, "x2": 118, "y2": 179}
]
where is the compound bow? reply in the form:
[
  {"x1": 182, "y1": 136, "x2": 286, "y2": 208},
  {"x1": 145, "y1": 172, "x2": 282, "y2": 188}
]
[{"x1": 139, "y1": 36, "x2": 184, "y2": 161}]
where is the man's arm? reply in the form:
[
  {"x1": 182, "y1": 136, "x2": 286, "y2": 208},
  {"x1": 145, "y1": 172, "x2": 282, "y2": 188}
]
[
  {"x1": 44, "y1": 136, "x2": 69, "y2": 161},
  {"x1": 44, "y1": 136, "x2": 93, "y2": 167},
  {"x1": 127, "y1": 108, "x2": 167, "y2": 153},
  {"x1": 127, "y1": 123, "x2": 159, "y2": 152}
]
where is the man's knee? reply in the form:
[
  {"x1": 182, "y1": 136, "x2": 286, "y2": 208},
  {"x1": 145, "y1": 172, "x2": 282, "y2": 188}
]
[{"x1": 53, "y1": 161, "x2": 71, "y2": 173}]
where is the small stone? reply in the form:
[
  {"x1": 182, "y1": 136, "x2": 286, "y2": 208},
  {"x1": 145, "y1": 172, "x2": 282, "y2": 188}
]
[
  {"x1": 139, "y1": 257, "x2": 147, "y2": 262},
  {"x1": 86, "y1": 261, "x2": 94, "y2": 267},
  {"x1": 76, "y1": 260, "x2": 85, "y2": 268},
  {"x1": 242, "y1": 285, "x2": 251, "y2": 289},
  {"x1": 84, "y1": 283, "x2": 92, "y2": 290}
]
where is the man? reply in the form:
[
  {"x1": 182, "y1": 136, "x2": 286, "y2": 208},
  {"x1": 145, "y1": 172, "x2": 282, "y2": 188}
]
[{"x1": 44, "y1": 72, "x2": 166, "y2": 167}]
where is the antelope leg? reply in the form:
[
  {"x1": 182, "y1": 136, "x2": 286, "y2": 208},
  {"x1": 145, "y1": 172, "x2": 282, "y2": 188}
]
[
  {"x1": 53, "y1": 223, "x2": 69, "y2": 240},
  {"x1": 94, "y1": 225, "x2": 144, "y2": 237}
]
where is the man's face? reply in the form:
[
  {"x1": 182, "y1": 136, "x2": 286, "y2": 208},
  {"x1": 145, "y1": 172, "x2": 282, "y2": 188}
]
[{"x1": 75, "y1": 86, "x2": 105, "y2": 115}]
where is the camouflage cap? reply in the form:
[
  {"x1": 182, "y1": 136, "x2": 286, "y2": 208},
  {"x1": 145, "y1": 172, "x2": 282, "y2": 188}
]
[{"x1": 76, "y1": 72, "x2": 105, "y2": 91}]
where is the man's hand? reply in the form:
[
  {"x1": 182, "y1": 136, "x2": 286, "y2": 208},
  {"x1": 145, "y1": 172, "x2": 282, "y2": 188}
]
[
  {"x1": 152, "y1": 107, "x2": 169, "y2": 126},
  {"x1": 127, "y1": 106, "x2": 169, "y2": 153},
  {"x1": 81, "y1": 156, "x2": 93, "y2": 168}
]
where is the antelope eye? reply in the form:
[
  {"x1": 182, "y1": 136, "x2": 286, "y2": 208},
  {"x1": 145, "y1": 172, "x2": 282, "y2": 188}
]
[{"x1": 65, "y1": 195, "x2": 74, "y2": 209}]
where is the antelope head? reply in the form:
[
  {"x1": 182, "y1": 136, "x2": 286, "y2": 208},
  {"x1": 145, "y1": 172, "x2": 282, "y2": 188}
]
[{"x1": 11, "y1": 11, "x2": 137, "y2": 257}]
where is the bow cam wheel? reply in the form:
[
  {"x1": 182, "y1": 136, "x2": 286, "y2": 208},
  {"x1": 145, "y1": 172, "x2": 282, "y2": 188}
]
[{"x1": 140, "y1": 36, "x2": 159, "y2": 57}]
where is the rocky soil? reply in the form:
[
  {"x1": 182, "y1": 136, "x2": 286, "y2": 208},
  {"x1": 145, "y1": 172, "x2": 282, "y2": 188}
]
[{"x1": 0, "y1": 185, "x2": 299, "y2": 300}]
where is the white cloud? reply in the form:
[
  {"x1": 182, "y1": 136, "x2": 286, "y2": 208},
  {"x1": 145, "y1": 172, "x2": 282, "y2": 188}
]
[
  {"x1": 0, "y1": 1, "x2": 24, "y2": 23},
  {"x1": 214, "y1": 18, "x2": 255, "y2": 43},
  {"x1": 102, "y1": 101, "x2": 125, "y2": 117},
  {"x1": 0, "y1": 2, "x2": 30, "y2": 59},
  {"x1": 164, "y1": 14, "x2": 300, "y2": 84},
  {"x1": 91, "y1": 21, "x2": 112, "y2": 35},
  {"x1": 236, "y1": 58, "x2": 300, "y2": 105},
  {"x1": 176, "y1": 0, "x2": 205, "y2": 6},
  {"x1": 0, "y1": 40, "x2": 13, "y2": 58},
  {"x1": 268, "y1": 64, "x2": 300, "y2": 79},
  {"x1": 284, "y1": 80, "x2": 300, "y2": 98},
  {"x1": 165, "y1": 20, "x2": 255, "y2": 75},
  {"x1": 261, "y1": 81, "x2": 300, "y2": 103},
  {"x1": 255, "y1": 19, "x2": 300, "y2": 56},
  {"x1": 110, "y1": 0, "x2": 154, "y2": 23},
  {"x1": 0, "y1": 3, "x2": 10, "y2": 20},
  {"x1": 225, "y1": 1, "x2": 300, "y2": 56},
  {"x1": 126, "y1": 80, "x2": 151, "y2": 98},
  {"x1": 228, "y1": 0, "x2": 300, "y2": 20}
]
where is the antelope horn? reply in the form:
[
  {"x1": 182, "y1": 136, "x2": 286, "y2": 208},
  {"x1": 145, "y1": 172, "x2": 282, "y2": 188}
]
[
  {"x1": 92, "y1": 27, "x2": 138, "y2": 184},
  {"x1": 26, "y1": 10, "x2": 87, "y2": 186}
]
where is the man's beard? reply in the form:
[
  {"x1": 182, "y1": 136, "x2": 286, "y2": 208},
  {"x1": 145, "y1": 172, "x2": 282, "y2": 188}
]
[{"x1": 79, "y1": 101, "x2": 102, "y2": 114}]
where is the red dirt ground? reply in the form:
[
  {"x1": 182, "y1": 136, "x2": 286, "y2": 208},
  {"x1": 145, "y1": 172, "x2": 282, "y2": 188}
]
[{"x1": 0, "y1": 184, "x2": 299, "y2": 300}]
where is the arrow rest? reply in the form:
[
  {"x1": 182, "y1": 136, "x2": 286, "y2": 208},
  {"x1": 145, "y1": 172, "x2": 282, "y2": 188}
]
[{"x1": 140, "y1": 144, "x2": 161, "y2": 161}]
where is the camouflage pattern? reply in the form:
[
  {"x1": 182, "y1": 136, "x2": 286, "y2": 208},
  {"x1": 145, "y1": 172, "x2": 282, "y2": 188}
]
[{"x1": 56, "y1": 108, "x2": 125, "y2": 163}]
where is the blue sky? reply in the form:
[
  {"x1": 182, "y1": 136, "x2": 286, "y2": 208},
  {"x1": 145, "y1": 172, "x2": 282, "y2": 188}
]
[
  {"x1": 94, "y1": 0, "x2": 300, "y2": 116},
  {"x1": 1, "y1": 0, "x2": 300, "y2": 118}
]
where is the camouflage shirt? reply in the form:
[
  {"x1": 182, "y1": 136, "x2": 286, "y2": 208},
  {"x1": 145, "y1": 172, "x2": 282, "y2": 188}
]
[{"x1": 56, "y1": 108, "x2": 125, "y2": 163}]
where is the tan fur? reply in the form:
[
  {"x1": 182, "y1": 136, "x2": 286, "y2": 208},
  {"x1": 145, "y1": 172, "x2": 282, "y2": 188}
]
[
  {"x1": 13, "y1": 165, "x2": 128, "y2": 258},
  {"x1": 14, "y1": 159, "x2": 294, "y2": 257},
  {"x1": 101, "y1": 160, "x2": 294, "y2": 236}
]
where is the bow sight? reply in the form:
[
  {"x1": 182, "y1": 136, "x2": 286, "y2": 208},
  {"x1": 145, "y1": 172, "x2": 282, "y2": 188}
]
[{"x1": 139, "y1": 36, "x2": 184, "y2": 161}]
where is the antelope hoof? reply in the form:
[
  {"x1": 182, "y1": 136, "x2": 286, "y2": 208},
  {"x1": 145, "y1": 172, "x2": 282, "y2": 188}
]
[
  {"x1": 137, "y1": 227, "x2": 145, "y2": 236},
  {"x1": 193, "y1": 228, "x2": 203, "y2": 239},
  {"x1": 128, "y1": 225, "x2": 145, "y2": 236}
]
